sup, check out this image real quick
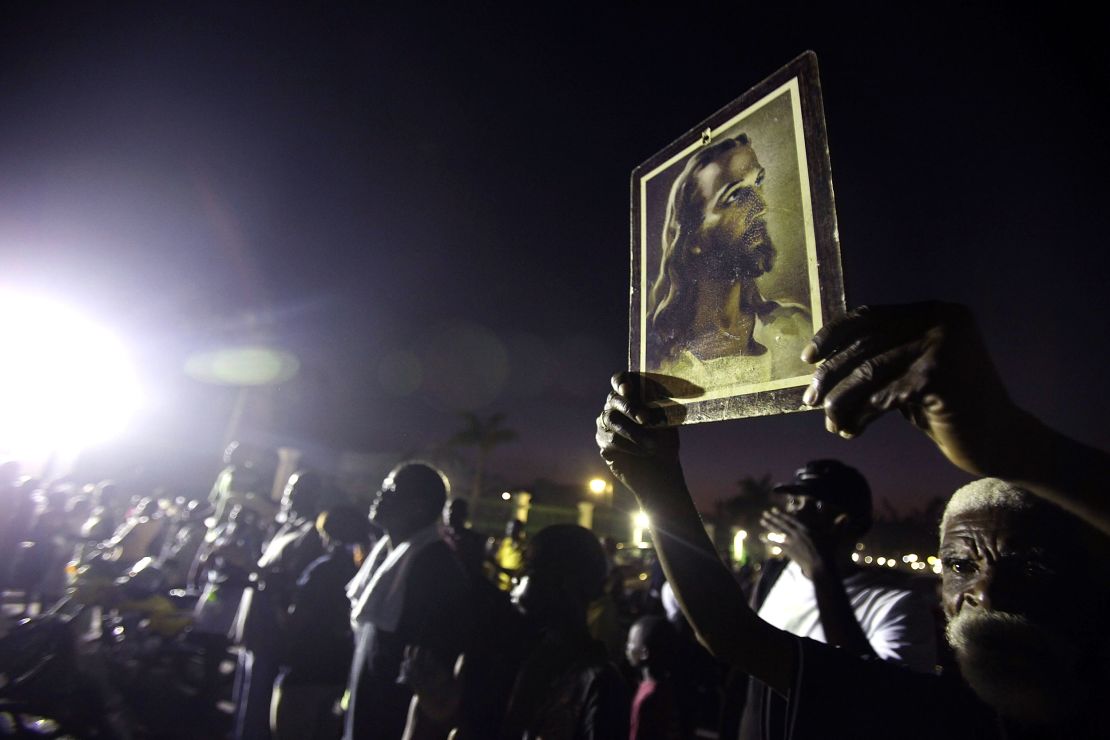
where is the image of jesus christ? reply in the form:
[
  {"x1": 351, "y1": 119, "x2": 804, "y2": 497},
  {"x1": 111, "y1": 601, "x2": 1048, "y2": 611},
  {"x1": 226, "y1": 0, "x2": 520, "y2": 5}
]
[{"x1": 647, "y1": 133, "x2": 812, "y2": 388}]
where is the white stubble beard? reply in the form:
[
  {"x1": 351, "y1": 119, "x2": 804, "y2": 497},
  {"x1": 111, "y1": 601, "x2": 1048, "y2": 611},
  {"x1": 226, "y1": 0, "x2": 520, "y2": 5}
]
[{"x1": 945, "y1": 609, "x2": 1085, "y2": 725}]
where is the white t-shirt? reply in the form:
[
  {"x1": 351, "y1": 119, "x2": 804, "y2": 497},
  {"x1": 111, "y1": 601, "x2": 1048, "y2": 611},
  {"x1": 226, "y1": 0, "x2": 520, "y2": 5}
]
[{"x1": 757, "y1": 560, "x2": 936, "y2": 672}]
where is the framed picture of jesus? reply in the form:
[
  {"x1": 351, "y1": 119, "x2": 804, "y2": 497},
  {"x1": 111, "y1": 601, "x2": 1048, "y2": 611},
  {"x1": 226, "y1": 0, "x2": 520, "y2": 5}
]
[{"x1": 629, "y1": 51, "x2": 845, "y2": 424}]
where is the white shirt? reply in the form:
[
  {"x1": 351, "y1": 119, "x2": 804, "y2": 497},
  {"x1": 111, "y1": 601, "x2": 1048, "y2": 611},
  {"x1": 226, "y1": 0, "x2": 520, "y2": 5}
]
[
  {"x1": 757, "y1": 560, "x2": 936, "y2": 672},
  {"x1": 346, "y1": 523, "x2": 442, "y2": 632}
]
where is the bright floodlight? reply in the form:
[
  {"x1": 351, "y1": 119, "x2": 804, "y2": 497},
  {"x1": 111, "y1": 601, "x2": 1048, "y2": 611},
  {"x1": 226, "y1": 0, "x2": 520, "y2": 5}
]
[
  {"x1": 631, "y1": 510, "x2": 651, "y2": 548},
  {"x1": 0, "y1": 292, "x2": 141, "y2": 459},
  {"x1": 588, "y1": 477, "x2": 607, "y2": 495}
]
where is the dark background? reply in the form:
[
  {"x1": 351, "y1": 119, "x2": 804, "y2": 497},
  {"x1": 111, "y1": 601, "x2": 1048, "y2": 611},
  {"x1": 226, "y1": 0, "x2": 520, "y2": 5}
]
[{"x1": 1, "y1": 3, "x2": 1107, "y2": 511}]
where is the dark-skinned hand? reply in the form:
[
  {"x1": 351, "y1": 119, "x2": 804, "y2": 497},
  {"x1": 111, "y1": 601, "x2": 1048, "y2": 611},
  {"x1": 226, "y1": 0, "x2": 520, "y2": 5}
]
[
  {"x1": 595, "y1": 372, "x2": 683, "y2": 500},
  {"x1": 801, "y1": 302, "x2": 1023, "y2": 478},
  {"x1": 760, "y1": 507, "x2": 840, "y2": 580}
]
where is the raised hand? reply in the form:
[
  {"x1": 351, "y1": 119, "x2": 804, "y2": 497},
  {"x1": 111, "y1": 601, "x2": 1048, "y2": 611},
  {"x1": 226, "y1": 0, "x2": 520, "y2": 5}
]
[
  {"x1": 801, "y1": 302, "x2": 1023, "y2": 478},
  {"x1": 760, "y1": 507, "x2": 839, "y2": 580},
  {"x1": 595, "y1": 372, "x2": 684, "y2": 498}
]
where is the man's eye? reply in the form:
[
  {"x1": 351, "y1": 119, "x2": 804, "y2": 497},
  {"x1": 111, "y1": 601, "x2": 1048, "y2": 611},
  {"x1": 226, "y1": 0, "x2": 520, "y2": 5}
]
[
  {"x1": 720, "y1": 187, "x2": 750, "y2": 206},
  {"x1": 943, "y1": 557, "x2": 977, "y2": 575}
]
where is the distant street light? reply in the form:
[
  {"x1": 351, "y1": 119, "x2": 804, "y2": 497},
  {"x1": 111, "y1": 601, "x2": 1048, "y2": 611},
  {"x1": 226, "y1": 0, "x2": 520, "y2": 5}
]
[
  {"x1": 632, "y1": 510, "x2": 651, "y2": 547},
  {"x1": 733, "y1": 529, "x2": 748, "y2": 565},
  {"x1": 587, "y1": 476, "x2": 613, "y2": 507}
]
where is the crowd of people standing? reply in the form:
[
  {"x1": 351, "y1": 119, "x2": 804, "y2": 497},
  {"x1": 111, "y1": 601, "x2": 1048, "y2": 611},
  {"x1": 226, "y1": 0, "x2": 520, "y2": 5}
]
[{"x1": 2, "y1": 301, "x2": 1108, "y2": 740}]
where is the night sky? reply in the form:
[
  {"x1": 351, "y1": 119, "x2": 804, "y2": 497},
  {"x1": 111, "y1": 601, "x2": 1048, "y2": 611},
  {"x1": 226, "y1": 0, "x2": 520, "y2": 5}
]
[{"x1": 2, "y1": 4, "x2": 1107, "y2": 512}]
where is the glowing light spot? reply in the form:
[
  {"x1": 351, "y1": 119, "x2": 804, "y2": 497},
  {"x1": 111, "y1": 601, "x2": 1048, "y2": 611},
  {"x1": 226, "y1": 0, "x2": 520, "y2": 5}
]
[
  {"x1": 501, "y1": 491, "x2": 511, "y2": 501},
  {"x1": 185, "y1": 345, "x2": 300, "y2": 386},
  {"x1": 0, "y1": 291, "x2": 142, "y2": 458},
  {"x1": 733, "y1": 530, "x2": 747, "y2": 563},
  {"x1": 766, "y1": 532, "x2": 786, "y2": 544},
  {"x1": 632, "y1": 510, "x2": 651, "y2": 548},
  {"x1": 588, "y1": 478, "x2": 607, "y2": 494}
]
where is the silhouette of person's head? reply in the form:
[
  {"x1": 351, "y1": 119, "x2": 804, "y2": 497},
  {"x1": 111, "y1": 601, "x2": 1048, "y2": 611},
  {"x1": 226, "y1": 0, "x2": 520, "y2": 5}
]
[
  {"x1": 626, "y1": 615, "x2": 677, "y2": 677},
  {"x1": 370, "y1": 462, "x2": 449, "y2": 540},
  {"x1": 223, "y1": 440, "x2": 245, "y2": 467},
  {"x1": 772, "y1": 459, "x2": 872, "y2": 545},
  {"x1": 0, "y1": 461, "x2": 20, "y2": 489},
  {"x1": 317, "y1": 506, "x2": 371, "y2": 548},
  {"x1": 221, "y1": 442, "x2": 277, "y2": 486},
  {"x1": 94, "y1": 480, "x2": 122, "y2": 509},
  {"x1": 281, "y1": 469, "x2": 324, "y2": 521},
  {"x1": 443, "y1": 498, "x2": 469, "y2": 531},
  {"x1": 512, "y1": 524, "x2": 607, "y2": 630}
]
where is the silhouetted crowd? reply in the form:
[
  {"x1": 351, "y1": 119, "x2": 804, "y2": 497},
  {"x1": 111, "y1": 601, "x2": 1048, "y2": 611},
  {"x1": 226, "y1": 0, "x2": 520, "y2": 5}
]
[
  {"x1": 1, "y1": 449, "x2": 710, "y2": 740},
  {"x1": 2, "y1": 302, "x2": 1109, "y2": 740}
]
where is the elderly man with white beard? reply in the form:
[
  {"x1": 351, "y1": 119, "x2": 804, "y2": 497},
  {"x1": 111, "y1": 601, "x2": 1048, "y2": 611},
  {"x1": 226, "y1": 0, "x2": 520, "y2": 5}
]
[
  {"x1": 596, "y1": 302, "x2": 1110, "y2": 739},
  {"x1": 938, "y1": 477, "x2": 1110, "y2": 733}
]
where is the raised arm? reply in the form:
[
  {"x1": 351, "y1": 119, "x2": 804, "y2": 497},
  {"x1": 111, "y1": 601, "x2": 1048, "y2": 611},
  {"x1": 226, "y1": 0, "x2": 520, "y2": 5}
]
[
  {"x1": 596, "y1": 373, "x2": 795, "y2": 693},
  {"x1": 759, "y1": 506, "x2": 879, "y2": 661},
  {"x1": 802, "y1": 302, "x2": 1110, "y2": 535}
]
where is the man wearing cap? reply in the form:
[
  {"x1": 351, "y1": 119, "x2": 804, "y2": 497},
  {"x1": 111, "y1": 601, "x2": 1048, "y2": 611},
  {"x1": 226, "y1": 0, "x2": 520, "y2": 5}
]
[
  {"x1": 754, "y1": 460, "x2": 934, "y2": 666},
  {"x1": 738, "y1": 460, "x2": 936, "y2": 739}
]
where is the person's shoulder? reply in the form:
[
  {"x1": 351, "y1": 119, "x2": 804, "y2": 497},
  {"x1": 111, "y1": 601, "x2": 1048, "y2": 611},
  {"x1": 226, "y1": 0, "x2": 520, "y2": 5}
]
[
  {"x1": 291, "y1": 520, "x2": 319, "y2": 541},
  {"x1": 411, "y1": 539, "x2": 469, "y2": 588},
  {"x1": 796, "y1": 635, "x2": 936, "y2": 694},
  {"x1": 793, "y1": 637, "x2": 997, "y2": 738},
  {"x1": 460, "y1": 527, "x2": 485, "y2": 545},
  {"x1": 415, "y1": 537, "x2": 461, "y2": 566},
  {"x1": 302, "y1": 549, "x2": 356, "y2": 578},
  {"x1": 580, "y1": 657, "x2": 631, "y2": 736}
]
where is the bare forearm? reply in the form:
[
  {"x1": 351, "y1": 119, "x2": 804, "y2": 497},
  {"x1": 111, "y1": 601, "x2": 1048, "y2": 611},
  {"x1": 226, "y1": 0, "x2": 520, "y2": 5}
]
[
  {"x1": 801, "y1": 303, "x2": 1110, "y2": 536},
  {"x1": 596, "y1": 373, "x2": 795, "y2": 691},
  {"x1": 810, "y1": 567, "x2": 876, "y2": 659},
  {"x1": 638, "y1": 471, "x2": 794, "y2": 693},
  {"x1": 987, "y1": 409, "x2": 1110, "y2": 535}
]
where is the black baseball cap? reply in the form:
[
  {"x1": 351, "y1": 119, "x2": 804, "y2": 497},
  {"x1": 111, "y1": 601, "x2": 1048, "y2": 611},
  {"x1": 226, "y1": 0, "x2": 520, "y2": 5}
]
[{"x1": 772, "y1": 460, "x2": 872, "y2": 525}]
